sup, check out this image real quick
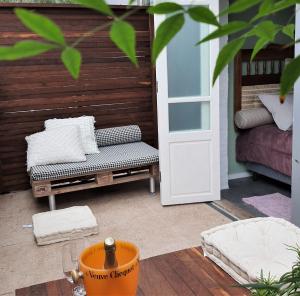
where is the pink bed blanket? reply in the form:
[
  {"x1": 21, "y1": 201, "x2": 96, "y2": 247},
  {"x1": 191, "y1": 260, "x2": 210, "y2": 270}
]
[{"x1": 236, "y1": 124, "x2": 292, "y2": 176}]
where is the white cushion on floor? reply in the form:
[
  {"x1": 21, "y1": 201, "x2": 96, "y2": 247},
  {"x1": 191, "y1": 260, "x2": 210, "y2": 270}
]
[
  {"x1": 32, "y1": 206, "x2": 98, "y2": 245},
  {"x1": 201, "y1": 217, "x2": 300, "y2": 284}
]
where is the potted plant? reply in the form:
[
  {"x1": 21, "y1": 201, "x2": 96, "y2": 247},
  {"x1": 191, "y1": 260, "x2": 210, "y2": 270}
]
[{"x1": 244, "y1": 246, "x2": 300, "y2": 296}]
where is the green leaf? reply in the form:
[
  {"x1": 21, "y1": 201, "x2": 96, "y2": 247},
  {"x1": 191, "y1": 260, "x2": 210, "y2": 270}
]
[
  {"x1": 61, "y1": 47, "x2": 82, "y2": 79},
  {"x1": 72, "y1": 0, "x2": 113, "y2": 16},
  {"x1": 15, "y1": 8, "x2": 65, "y2": 46},
  {"x1": 197, "y1": 21, "x2": 249, "y2": 45},
  {"x1": 250, "y1": 0, "x2": 274, "y2": 22},
  {"x1": 270, "y1": 0, "x2": 300, "y2": 14},
  {"x1": 110, "y1": 20, "x2": 137, "y2": 65},
  {"x1": 220, "y1": 0, "x2": 262, "y2": 15},
  {"x1": 280, "y1": 56, "x2": 300, "y2": 96},
  {"x1": 253, "y1": 0, "x2": 300, "y2": 20},
  {"x1": 282, "y1": 24, "x2": 295, "y2": 40},
  {"x1": 151, "y1": 13, "x2": 184, "y2": 63},
  {"x1": 242, "y1": 283, "x2": 279, "y2": 290},
  {"x1": 246, "y1": 21, "x2": 281, "y2": 40},
  {"x1": 213, "y1": 38, "x2": 245, "y2": 84},
  {"x1": 0, "y1": 40, "x2": 57, "y2": 61},
  {"x1": 251, "y1": 38, "x2": 269, "y2": 61},
  {"x1": 258, "y1": 0, "x2": 274, "y2": 15},
  {"x1": 188, "y1": 6, "x2": 220, "y2": 27},
  {"x1": 148, "y1": 2, "x2": 183, "y2": 14}
]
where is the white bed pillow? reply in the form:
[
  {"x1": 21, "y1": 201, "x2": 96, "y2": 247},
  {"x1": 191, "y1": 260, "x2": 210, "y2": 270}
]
[
  {"x1": 45, "y1": 116, "x2": 99, "y2": 154},
  {"x1": 258, "y1": 94, "x2": 293, "y2": 131},
  {"x1": 235, "y1": 107, "x2": 274, "y2": 129},
  {"x1": 26, "y1": 126, "x2": 86, "y2": 171}
]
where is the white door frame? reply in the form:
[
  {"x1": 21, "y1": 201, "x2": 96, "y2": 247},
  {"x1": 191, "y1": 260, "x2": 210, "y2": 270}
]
[
  {"x1": 292, "y1": 4, "x2": 300, "y2": 226},
  {"x1": 155, "y1": 0, "x2": 220, "y2": 205}
]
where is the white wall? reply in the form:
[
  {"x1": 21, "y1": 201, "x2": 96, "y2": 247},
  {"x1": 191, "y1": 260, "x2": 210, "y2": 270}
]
[
  {"x1": 292, "y1": 5, "x2": 300, "y2": 226},
  {"x1": 219, "y1": 0, "x2": 229, "y2": 189}
]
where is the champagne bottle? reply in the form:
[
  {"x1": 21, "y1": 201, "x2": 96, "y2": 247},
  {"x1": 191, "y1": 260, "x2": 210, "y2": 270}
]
[{"x1": 104, "y1": 237, "x2": 118, "y2": 269}]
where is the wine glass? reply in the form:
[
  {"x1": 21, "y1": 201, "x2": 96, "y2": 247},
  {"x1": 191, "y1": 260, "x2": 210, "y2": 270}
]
[
  {"x1": 62, "y1": 243, "x2": 75, "y2": 284},
  {"x1": 62, "y1": 238, "x2": 88, "y2": 296}
]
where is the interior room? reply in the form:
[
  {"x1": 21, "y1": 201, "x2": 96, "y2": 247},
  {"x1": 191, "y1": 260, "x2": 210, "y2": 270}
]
[
  {"x1": 0, "y1": 0, "x2": 300, "y2": 295},
  {"x1": 217, "y1": 3, "x2": 296, "y2": 221}
]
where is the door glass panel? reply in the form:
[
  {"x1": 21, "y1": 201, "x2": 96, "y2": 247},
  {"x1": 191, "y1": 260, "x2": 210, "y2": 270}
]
[
  {"x1": 169, "y1": 102, "x2": 210, "y2": 132},
  {"x1": 167, "y1": 14, "x2": 210, "y2": 98}
]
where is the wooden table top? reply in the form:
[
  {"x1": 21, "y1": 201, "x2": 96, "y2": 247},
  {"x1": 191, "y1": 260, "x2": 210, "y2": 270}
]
[{"x1": 16, "y1": 247, "x2": 250, "y2": 296}]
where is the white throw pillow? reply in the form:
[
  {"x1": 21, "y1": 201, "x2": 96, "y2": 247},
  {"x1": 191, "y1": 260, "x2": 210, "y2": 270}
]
[
  {"x1": 45, "y1": 116, "x2": 99, "y2": 154},
  {"x1": 26, "y1": 126, "x2": 86, "y2": 171},
  {"x1": 258, "y1": 94, "x2": 293, "y2": 131}
]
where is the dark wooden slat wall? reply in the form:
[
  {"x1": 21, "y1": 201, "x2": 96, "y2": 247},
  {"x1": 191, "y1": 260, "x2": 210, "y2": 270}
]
[{"x1": 0, "y1": 4, "x2": 157, "y2": 193}]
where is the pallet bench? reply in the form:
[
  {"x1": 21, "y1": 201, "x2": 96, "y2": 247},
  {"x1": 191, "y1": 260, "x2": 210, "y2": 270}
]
[{"x1": 29, "y1": 125, "x2": 159, "y2": 210}]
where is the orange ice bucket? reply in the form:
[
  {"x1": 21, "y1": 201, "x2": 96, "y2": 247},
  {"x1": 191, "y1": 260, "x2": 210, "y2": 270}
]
[{"x1": 79, "y1": 240, "x2": 139, "y2": 296}]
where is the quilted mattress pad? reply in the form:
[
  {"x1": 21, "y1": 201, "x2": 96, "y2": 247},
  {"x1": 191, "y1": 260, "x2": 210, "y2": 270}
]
[{"x1": 201, "y1": 217, "x2": 300, "y2": 284}]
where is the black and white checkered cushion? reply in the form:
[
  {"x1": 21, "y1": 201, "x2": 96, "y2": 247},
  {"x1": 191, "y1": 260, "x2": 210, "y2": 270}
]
[
  {"x1": 95, "y1": 125, "x2": 141, "y2": 147},
  {"x1": 30, "y1": 142, "x2": 159, "y2": 181}
]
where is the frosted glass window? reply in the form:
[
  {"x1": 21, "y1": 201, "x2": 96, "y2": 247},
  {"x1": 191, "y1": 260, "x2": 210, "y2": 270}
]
[
  {"x1": 167, "y1": 15, "x2": 210, "y2": 98},
  {"x1": 169, "y1": 102, "x2": 210, "y2": 132}
]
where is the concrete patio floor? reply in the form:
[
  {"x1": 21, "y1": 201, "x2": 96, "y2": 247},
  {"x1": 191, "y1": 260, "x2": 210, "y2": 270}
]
[{"x1": 0, "y1": 181, "x2": 230, "y2": 295}]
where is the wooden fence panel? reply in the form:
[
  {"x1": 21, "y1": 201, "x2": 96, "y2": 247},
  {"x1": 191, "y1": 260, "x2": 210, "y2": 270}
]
[{"x1": 0, "y1": 4, "x2": 157, "y2": 193}]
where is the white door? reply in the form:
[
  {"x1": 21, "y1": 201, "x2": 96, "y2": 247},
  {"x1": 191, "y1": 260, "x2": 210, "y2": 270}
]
[
  {"x1": 155, "y1": 0, "x2": 220, "y2": 205},
  {"x1": 292, "y1": 5, "x2": 300, "y2": 226}
]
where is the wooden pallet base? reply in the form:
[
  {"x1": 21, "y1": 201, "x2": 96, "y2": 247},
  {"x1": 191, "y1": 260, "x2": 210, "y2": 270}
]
[{"x1": 31, "y1": 164, "x2": 159, "y2": 210}]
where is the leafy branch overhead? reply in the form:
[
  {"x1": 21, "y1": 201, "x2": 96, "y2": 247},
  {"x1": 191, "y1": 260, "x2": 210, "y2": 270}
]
[
  {"x1": 61, "y1": 47, "x2": 82, "y2": 79},
  {"x1": 15, "y1": 8, "x2": 66, "y2": 46},
  {"x1": 110, "y1": 20, "x2": 137, "y2": 66},
  {"x1": 0, "y1": 0, "x2": 299, "y2": 96},
  {"x1": 151, "y1": 13, "x2": 185, "y2": 63}
]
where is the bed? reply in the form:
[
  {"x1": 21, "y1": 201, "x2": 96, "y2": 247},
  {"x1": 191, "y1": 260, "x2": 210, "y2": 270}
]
[{"x1": 234, "y1": 44, "x2": 294, "y2": 184}]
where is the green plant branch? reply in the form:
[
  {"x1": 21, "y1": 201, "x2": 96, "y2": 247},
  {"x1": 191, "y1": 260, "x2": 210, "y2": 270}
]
[
  {"x1": 0, "y1": 0, "x2": 299, "y2": 94},
  {"x1": 71, "y1": 6, "x2": 142, "y2": 48}
]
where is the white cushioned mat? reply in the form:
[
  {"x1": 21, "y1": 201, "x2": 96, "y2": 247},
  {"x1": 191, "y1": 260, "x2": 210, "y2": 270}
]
[
  {"x1": 201, "y1": 217, "x2": 300, "y2": 284},
  {"x1": 30, "y1": 142, "x2": 159, "y2": 181},
  {"x1": 33, "y1": 206, "x2": 98, "y2": 245}
]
